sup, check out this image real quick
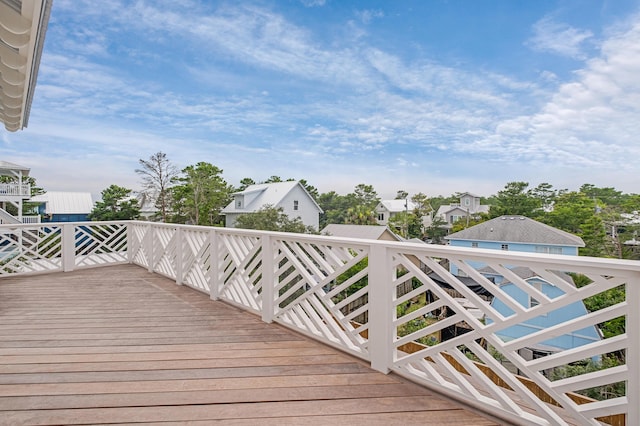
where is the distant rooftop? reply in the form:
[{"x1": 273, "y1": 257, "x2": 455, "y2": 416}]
[
  {"x1": 378, "y1": 199, "x2": 416, "y2": 212},
  {"x1": 31, "y1": 191, "x2": 94, "y2": 214},
  {"x1": 0, "y1": 161, "x2": 30, "y2": 175},
  {"x1": 445, "y1": 215, "x2": 585, "y2": 247},
  {"x1": 321, "y1": 224, "x2": 401, "y2": 241}
]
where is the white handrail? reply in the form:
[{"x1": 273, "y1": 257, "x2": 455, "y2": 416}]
[
  {"x1": 0, "y1": 183, "x2": 30, "y2": 197},
  {"x1": 0, "y1": 220, "x2": 637, "y2": 425}
]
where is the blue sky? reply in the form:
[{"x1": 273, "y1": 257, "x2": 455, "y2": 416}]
[{"x1": 3, "y1": 0, "x2": 640, "y2": 199}]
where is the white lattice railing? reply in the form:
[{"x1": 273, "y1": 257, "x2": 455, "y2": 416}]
[{"x1": 1, "y1": 221, "x2": 638, "y2": 426}]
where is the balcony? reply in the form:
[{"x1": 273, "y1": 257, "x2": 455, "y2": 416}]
[
  {"x1": 0, "y1": 221, "x2": 638, "y2": 425},
  {"x1": 0, "y1": 183, "x2": 31, "y2": 198}
]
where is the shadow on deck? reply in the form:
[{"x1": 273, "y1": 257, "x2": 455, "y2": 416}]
[{"x1": 0, "y1": 264, "x2": 506, "y2": 425}]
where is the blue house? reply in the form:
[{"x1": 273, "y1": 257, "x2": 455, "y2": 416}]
[{"x1": 445, "y1": 216, "x2": 600, "y2": 357}]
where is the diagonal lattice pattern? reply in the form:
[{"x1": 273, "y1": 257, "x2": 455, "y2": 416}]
[
  {"x1": 272, "y1": 236, "x2": 371, "y2": 358},
  {"x1": 0, "y1": 225, "x2": 62, "y2": 275},
  {"x1": 215, "y1": 232, "x2": 263, "y2": 314},
  {"x1": 74, "y1": 223, "x2": 128, "y2": 267},
  {"x1": 388, "y1": 247, "x2": 630, "y2": 426}
]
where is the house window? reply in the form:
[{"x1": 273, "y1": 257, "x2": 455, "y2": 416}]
[
  {"x1": 464, "y1": 198, "x2": 470, "y2": 206},
  {"x1": 471, "y1": 242, "x2": 478, "y2": 248},
  {"x1": 378, "y1": 213, "x2": 384, "y2": 221},
  {"x1": 501, "y1": 244, "x2": 509, "y2": 251},
  {"x1": 535, "y1": 246, "x2": 562, "y2": 255},
  {"x1": 293, "y1": 200, "x2": 299, "y2": 211},
  {"x1": 236, "y1": 200, "x2": 242, "y2": 208}
]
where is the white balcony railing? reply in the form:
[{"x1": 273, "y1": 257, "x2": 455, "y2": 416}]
[
  {"x1": 0, "y1": 221, "x2": 638, "y2": 426},
  {"x1": 0, "y1": 183, "x2": 31, "y2": 197}
]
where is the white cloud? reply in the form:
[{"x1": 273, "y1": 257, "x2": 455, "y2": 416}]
[
  {"x1": 527, "y1": 16, "x2": 594, "y2": 59},
  {"x1": 355, "y1": 9, "x2": 384, "y2": 24},
  {"x1": 476, "y1": 16, "x2": 640, "y2": 172},
  {"x1": 300, "y1": 0, "x2": 326, "y2": 7}
]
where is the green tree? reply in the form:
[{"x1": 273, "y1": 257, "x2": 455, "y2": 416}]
[
  {"x1": 580, "y1": 184, "x2": 624, "y2": 206},
  {"x1": 298, "y1": 179, "x2": 319, "y2": 200},
  {"x1": 395, "y1": 190, "x2": 409, "y2": 200},
  {"x1": 317, "y1": 184, "x2": 379, "y2": 229},
  {"x1": 352, "y1": 183, "x2": 379, "y2": 210},
  {"x1": 345, "y1": 205, "x2": 377, "y2": 225},
  {"x1": 170, "y1": 162, "x2": 232, "y2": 226},
  {"x1": 529, "y1": 182, "x2": 556, "y2": 211},
  {"x1": 88, "y1": 185, "x2": 140, "y2": 221},
  {"x1": 317, "y1": 191, "x2": 351, "y2": 228},
  {"x1": 237, "y1": 177, "x2": 256, "y2": 191},
  {"x1": 542, "y1": 191, "x2": 594, "y2": 234},
  {"x1": 135, "y1": 151, "x2": 178, "y2": 222},
  {"x1": 425, "y1": 216, "x2": 448, "y2": 244},
  {"x1": 389, "y1": 211, "x2": 423, "y2": 239},
  {"x1": 489, "y1": 182, "x2": 541, "y2": 218},
  {"x1": 411, "y1": 192, "x2": 433, "y2": 217},
  {"x1": 579, "y1": 215, "x2": 607, "y2": 257},
  {"x1": 235, "y1": 205, "x2": 314, "y2": 233},
  {"x1": 263, "y1": 175, "x2": 283, "y2": 183}
]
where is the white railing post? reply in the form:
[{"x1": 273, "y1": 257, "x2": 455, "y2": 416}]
[
  {"x1": 261, "y1": 234, "x2": 275, "y2": 323},
  {"x1": 62, "y1": 224, "x2": 75, "y2": 272},
  {"x1": 209, "y1": 229, "x2": 219, "y2": 300},
  {"x1": 175, "y1": 226, "x2": 183, "y2": 285},
  {"x1": 146, "y1": 224, "x2": 154, "y2": 273},
  {"x1": 368, "y1": 243, "x2": 394, "y2": 373},
  {"x1": 628, "y1": 276, "x2": 640, "y2": 426},
  {"x1": 126, "y1": 222, "x2": 133, "y2": 264}
]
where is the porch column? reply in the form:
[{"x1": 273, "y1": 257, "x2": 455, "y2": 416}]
[{"x1": 368, "y1": 243, "x2": 395, "y2": 374}]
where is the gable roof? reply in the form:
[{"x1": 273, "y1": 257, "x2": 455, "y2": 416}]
[
  {"x1": 378, "y1": 199, "x2": 416, "y2": 213},
  {"x1": 445, "y1": 215, "x2": 585, "y2": 247},
  {"x1": 459, "y1": 192, "x2": 481, "y2": 198},
  {"x1": 31, "y1": 192, "x2": 94, "y2": 214},
  {"x1": 0, "y1": 161, "x2": 30, "y2": 176},
  {"x1": 222, "y1": 181, "x2": 322, "y2": 214},
  {"x1": 321, "y1": 224, "x2": 401, "y2": 241}
]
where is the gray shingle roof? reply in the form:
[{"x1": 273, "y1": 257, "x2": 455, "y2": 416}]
[
  {"x1": 321, "y1": 224, "x2": 401, "y2": 241},
  {"x1": 445, "y1": 215, "x2": 585, "y2": 247}
]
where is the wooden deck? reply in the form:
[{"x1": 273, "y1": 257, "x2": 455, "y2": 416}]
[{"x1": 0, "y1": 264, "x2": 505, "y2": 425}]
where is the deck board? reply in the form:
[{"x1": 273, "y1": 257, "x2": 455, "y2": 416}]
[{"x1": 0, "y1": 264, "x2": 503, "y2": 425}]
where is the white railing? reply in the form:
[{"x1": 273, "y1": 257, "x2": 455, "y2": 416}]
[
  {"x1": 0, "y1": 183, "x2": 31, "y2": 197},
  {"x1": 0, "y1": 212, "x2": 40, "y2": 224},
  {"x1": 20, "y1": 215, "x2": 40, "y2": 224},
  {"x1": 1, "y1": 221, "x2": 638, "y2": 426}
]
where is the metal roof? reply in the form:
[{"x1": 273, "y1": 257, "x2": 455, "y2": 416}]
[
  {"x1": 222, "y1": 181, "x2": 322, "y2": 214},
  {"x1": 445, "y1": 215, "x2": 585, "y2": 247},
  {"x1": 30, "y1": 192, "x2": 94, "y2": 214},
  {"x1": 378, "y1": 199, "x2": 416, "y2": 213}
]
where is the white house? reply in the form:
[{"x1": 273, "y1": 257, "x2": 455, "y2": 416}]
[
  {"x1": 222, "y1": 181, "x2": 323, "y2": 230},
  {"x1": 434, "y1": 192, "x2": 490, "y2": 229},
  {"x1": 375, "y1": 199, "x2": 416, "y2": 226},
  {"x1": 0, "y1": 161, "x2": 34, "y2": 223}
]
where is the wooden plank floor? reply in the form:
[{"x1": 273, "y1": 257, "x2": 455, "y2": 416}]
[{"x1": 0, "y1": 264, "x2": 504, "y2": 425}]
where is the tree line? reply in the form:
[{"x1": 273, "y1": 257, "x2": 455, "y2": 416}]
[{"x1": 80, "y1": 152, "x2": 639, "y2": 260}]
